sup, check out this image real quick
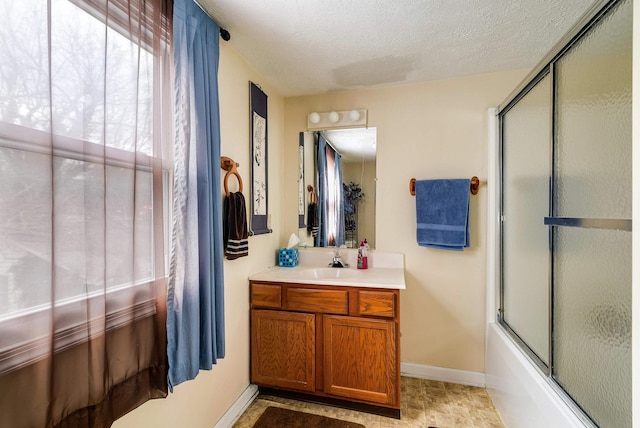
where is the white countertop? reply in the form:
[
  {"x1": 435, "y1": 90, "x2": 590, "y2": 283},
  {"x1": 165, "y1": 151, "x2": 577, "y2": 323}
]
[
  {"x1": 249, "y1": 248, "x2": 406, "y2": 289},
  {"x1": 249, "y1": 266, "x2": 406, "y2": 289}
]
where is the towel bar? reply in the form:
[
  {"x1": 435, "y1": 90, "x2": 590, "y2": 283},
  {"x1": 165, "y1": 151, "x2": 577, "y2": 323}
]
[
  {"x1": 409, "y1": 176, "x2": 480, "y2": 196},
  {"x1": 544, "y1": 217, "x2": 632, "y2": 231},
  {"x1": 221, "y1": 156, "x2": 243, "y2": 197}
]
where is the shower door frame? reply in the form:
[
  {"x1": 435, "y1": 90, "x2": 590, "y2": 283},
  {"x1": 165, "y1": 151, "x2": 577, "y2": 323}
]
[{"x1": 496, "y1": 0, "x2": 630, "y2": 426}]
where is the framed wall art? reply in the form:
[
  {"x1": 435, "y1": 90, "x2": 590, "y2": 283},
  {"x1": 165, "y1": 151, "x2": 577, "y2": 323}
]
[{"x1": 249, "y1": 81, "x2": 271, "y2": 235}]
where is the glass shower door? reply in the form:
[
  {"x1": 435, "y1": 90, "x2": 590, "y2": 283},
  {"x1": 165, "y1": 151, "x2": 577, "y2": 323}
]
[
  {"x1": 550, "y1": 0, "x2": 632, "y2": 425},
  {"x1": 501, "y1": 75, "x2": 551, "y2": 367},
  {"x1": 500, "y1": 0, "x2": 632, "y2": 425}
]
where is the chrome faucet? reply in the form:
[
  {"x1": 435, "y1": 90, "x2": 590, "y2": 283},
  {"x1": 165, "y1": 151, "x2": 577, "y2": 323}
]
[{"x1": 329, "y1": 247, "x2": 349, "y2": 268}]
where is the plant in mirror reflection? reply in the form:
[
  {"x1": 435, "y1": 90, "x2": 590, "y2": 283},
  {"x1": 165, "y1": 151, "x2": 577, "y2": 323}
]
[
  {"x1": 343, "y1": 181, "x2": 364, "y2": 216},
  {"x1": 344, "y1": 181, "x2": 365, "y2": 201}
]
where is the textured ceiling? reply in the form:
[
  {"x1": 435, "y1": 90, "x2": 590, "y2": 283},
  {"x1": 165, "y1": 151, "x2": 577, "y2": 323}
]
[
  {"x1": 202, "y1": 0, "x2": 596, "y2": 97},
  {"x1": 323, "y1": 128, "x2": 377, "y2": 162}
]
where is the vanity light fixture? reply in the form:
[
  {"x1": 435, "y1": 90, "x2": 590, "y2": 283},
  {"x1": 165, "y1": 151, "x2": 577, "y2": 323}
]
[
  {"x1": 307, "y1": 109, "x2": 368, "y2": 130},
  {"x1": 309, "y1": 112, "x2": 321, "y2": 124}
]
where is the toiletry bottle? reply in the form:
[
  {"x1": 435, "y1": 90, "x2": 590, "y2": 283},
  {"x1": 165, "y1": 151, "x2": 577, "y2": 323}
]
[
  {"x1": 361, "y1": 239, "x2": 368, "y2": 269},
  {"x1": 357, "y1": 241, "x2": 364, "y2": 269}
]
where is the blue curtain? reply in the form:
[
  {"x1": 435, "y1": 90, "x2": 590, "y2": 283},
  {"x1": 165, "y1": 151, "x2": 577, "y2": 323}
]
[
  {"x1": 334, "y1": 152, "x2": 345, "y2": 247},
  {"x1": 316, "y1": 134, "x2": 328, "y2": 247},
  {"x1": 167, "y1": 0, "x2": 225, "y2": 390},
  {"x1": 315, "y1": 133, "x2": 345, "y2": 247}
]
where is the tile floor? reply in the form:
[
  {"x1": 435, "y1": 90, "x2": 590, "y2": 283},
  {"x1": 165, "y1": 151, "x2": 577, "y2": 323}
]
[{"x1": 233, "y1": 377, "x2": 504, "y2": 428}]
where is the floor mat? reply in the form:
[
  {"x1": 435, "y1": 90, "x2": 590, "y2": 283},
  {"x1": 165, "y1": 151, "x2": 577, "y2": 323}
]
[{"x1": 252, "y1": 406, "x2": 365, "y2": 428}]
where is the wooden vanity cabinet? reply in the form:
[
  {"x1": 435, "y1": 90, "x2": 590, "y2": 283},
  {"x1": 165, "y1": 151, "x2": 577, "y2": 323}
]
[
  {"x1": 250, "y1": 281, "x2": 400, "y2": 412},
  {"x1": 323, "y1": 315, "x2": 397, "y2": 405},
  {"x1": 251, "y1": 309, "x2": 315, "y2": 392}
]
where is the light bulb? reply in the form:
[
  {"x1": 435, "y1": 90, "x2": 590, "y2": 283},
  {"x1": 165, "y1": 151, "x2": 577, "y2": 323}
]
[
  {"x1": 309, "y1": 112, "x2": 320, "y2": 124},
  {"x1": 328, "y1": 111, "x2": 340, "y2": 123},
  {"x1": 349, "y1": 110, "x2": 360, "y2": 121}
]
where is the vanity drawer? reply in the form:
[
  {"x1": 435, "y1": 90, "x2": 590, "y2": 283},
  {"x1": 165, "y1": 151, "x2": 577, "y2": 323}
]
[
  {"x1": 358, "y1": 290, "x2": 396, "y2": 318},
  {"x1": 251, "y1": 283, "x2": 282, "y2": 308},
  {"x1": 286, "y1": 288, "x2": 348, "y2": 314}
]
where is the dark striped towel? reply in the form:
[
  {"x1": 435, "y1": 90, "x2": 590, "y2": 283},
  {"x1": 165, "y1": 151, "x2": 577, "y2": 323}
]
[
  {"x1": 224, "y1": 192, "x2": 248, "y2": 260},
  {"x1": 307, "y1": 201, "x2": 318, "y2": 238}
]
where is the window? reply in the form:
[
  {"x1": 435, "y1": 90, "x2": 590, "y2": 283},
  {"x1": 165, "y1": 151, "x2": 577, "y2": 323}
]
[{"x1": 0, "y1": 0, "x2": 171, "y2": 373}]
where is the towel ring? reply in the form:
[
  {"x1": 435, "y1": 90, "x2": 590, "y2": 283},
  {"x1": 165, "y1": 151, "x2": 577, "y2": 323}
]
[
  {"x1": 221, "y1": 156, "x2": 243, "y2": 197},
  {"x1": 307, "y1": 185, "x2": 317, "y2": 204},
  {"x1": 409, "y1": 176, "x2": 480, "y2": 196}
]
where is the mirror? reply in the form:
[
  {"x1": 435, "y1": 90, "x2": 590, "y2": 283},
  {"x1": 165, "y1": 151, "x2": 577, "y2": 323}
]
[{"x1": 298, "y1": 128, "x2": 376, "y2": 248}]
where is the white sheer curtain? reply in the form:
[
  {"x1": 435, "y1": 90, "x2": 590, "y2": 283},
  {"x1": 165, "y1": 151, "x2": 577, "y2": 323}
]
[{"x1": 0, "y1": 0, "x2": 173, "y2": 426}]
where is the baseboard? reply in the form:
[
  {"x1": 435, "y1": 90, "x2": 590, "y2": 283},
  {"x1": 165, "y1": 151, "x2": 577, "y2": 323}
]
[
  {"x1": 401, "y1": 362, "x2": 486, "y2": 387},
  {"x1": 212, "y1": 384, "x2": 259, "y2": 428}
]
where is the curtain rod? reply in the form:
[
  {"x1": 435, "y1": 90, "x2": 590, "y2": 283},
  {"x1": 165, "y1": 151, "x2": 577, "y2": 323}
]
[{"x1": 192, "y1": 0, "x2": 231, "y2": 41}]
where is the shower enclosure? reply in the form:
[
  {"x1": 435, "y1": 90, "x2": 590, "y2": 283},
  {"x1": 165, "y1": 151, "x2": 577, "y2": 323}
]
[{"x1": 497, "y1": 0, "x2": 631, "y2": 426}]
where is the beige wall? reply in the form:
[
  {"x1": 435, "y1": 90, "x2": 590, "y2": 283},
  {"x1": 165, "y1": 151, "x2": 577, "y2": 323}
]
[
  {"x1": 284, "y1": 69, "x2": 528, "y2": 373},
  {"x1": 115, "y1": 42, "x2": 287, "y2": 428}
]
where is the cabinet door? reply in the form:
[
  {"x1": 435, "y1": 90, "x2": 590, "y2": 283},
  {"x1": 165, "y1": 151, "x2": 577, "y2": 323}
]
[
  {"x1": 323, "y1": 315, "x2": 397, "y2": 406},
  {"x1": 251, "y1": 309, "x2": 315, "y2": 392}
]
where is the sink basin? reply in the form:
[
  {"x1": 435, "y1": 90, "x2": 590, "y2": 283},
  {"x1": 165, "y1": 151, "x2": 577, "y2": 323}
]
[{"x1": 299, "y1": 267, "x2": 359, "y2": 280}]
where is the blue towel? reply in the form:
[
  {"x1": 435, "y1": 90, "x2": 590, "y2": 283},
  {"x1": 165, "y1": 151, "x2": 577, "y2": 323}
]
[{"x1": 415, "y1": 179, "x2": 470, "y2": 251}]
